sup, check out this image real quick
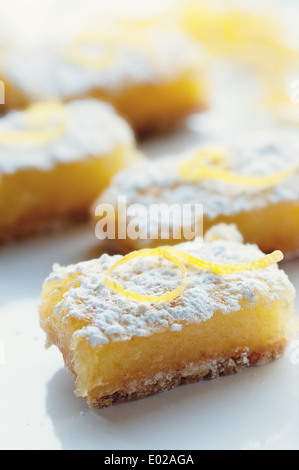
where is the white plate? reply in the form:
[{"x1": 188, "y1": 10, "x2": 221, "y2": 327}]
[
  {"x1": 0, "y1": 223, "x2": 298, "y2": 451},
  {"x1": 0, "y1": 0, "x2": 298, "y2": 451}
]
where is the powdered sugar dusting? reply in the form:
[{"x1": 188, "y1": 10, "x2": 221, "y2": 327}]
[
  {"x1": 44, "y1": 226, "x2": 294, "y2": 347},
  {"x1": 100, "y1": 128, "x2": 299, "y2": 223},
  {"x1": 1, "y1": 28, "x2": 205, "y2": 101},
  {"x1": 0, "y1": 98, "x2": 134, "y2": 174}
]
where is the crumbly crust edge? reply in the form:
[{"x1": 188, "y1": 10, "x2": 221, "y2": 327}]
[{"x1": 0, "y1": 210, "x2": 89, "y2": 245}]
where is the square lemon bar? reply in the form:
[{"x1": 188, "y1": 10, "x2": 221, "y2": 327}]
[
  {"x1": 0, "y1": 98, "x2": 139, "y2": 242},
  {"x1": 94, "y1": 129, "x2": 299, "y2": 257},
  {"x1": 39, "y1": 224, "x2": 297, "y2": 408},
  {"x1": 0, "y1": 19, "x2": 209, "y2": 135}
]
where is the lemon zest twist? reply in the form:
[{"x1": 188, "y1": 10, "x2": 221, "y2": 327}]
[
  {"x1": 103, "y1": 248, "x2": 187, "y2": 304},
  {"x1": 66, "y1": 25, "x2": 156, "y2": 71},
  {"x1": 0, "y1": 101, "x2": 67, "y2": 145},
  {"x1": 103, "y1": 246, "x2": 284, "y2": 303},
  {"x1": 66, "y1": 31, "x2": 118, "y2": 70},
  {"x1": 179, "y1": 149, "x2": 297, "y2": 187},
  {"x1": 65, "y1": 15, "x2": 165, "y2": 72},
  {"x1": 168, "y1": 247, "x2": 284, "y2": 275}
]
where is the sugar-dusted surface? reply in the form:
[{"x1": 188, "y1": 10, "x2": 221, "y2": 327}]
[
  {"x1": 101, "y1": 128, "x2": 299, "y2": 223},
  {"x1": 44, "y1": 226, "x2": 295, "y2": 347},
  {"x1": 1, "y1": 27, "x2": 205, "y2": 100},
  {"x1": 0, "y1": 99, "x2": 134, "y2": 174}
]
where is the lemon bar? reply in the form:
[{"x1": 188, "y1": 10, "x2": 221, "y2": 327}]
[
  {"x1": 173, "y1": 1, "x2": 297, "y2": 113},
  {"x1": 94, "y1": 129, "x2": 299, "y2": 257},
  {"x1": 39, "y1": 224, "x2": 297, "y2": 408},
  {"x1": 176, "y1": 0, "x2": 296, "y2": 71},
  {"x1": 1, "y1": 19, "x2": 209, "y2": 135},
  {"x1": 0, "y1": 98, "x2": 139, "y2": 243}
]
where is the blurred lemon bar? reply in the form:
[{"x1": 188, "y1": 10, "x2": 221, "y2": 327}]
[
  {"x1": 39, "y1": 224, "x2": 297, "y2": 408},
  {"x1": 94, "y1": 129, "x2": 299, "y2": 257},
  {"x1": 175, "y1": 0, "x2": 297, "y2": 71},
  {"x1": 173, "y1": 0, "x2": 299, "y2": 109},
  {"x1": 0, "y1": 18, "x2": 209, "y2": 135},
  {"x1": 0, "y1": 98, "x2": 139, "y2": 243}
]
